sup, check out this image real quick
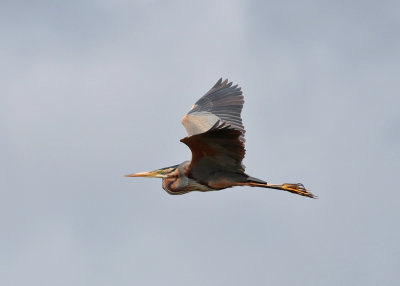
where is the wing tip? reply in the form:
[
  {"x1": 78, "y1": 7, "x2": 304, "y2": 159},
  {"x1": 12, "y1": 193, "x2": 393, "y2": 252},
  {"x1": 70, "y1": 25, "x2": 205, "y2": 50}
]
[
  {"x1": 213, "y1": 77, "x2": 235, "y2": 88},
  {"x1": 212, "y1": 78, "x2": 242, "y2": 94},
  {"x1": 213, "y1": 78, "x2": 223, "y2": 88}
]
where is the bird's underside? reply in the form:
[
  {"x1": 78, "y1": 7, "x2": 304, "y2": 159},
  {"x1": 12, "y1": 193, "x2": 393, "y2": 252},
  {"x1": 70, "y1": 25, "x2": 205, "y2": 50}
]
[{"x1": 126, "y1": 78, "x2": 316, "y2": 199}]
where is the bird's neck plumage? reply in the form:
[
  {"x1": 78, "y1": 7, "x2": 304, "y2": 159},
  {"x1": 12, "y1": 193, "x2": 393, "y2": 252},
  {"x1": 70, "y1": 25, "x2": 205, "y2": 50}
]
[{"x1": 161, "y1": 161, "x2": 213, "y2": 194}]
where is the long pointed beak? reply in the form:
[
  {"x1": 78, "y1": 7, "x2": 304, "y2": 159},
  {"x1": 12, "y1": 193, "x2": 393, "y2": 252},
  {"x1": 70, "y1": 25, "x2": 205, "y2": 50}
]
[{"x1": 124, "y1": 170, "x2": 167, "y2": 178}]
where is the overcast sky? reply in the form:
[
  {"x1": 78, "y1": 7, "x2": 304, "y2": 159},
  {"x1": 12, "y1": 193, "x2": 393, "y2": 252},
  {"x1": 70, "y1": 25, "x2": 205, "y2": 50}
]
[{"x1": 1, "y1": 1, "x2": 400, "y2": 285}]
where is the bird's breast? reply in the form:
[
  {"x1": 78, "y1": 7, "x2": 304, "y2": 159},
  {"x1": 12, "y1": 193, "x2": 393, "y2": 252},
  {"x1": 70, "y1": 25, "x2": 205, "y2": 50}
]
[{"x1": 162, "y1": 176, "x2": 215, "y2": 195}]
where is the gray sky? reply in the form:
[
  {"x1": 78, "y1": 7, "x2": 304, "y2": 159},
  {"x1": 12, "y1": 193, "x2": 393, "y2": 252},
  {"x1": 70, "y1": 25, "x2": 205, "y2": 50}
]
[{"x1": 1, "y1": 1, "x2": 400, "y2": 285}]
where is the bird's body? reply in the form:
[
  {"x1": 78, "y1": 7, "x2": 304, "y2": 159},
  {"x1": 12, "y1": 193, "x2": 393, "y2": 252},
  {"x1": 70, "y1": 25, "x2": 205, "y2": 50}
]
[
  {"x1": 126, "y1": 79, "x2": 316, "y2": 198},
  {"x1": 160, "y1": 162, "x2": 215, "y2": 195},
  {"x1": 159, "y1": 161, "x2": 248, "y2": 195}
]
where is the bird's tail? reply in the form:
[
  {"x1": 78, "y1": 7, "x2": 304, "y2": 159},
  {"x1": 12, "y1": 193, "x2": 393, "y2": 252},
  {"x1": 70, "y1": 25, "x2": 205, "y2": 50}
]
[{"x1": 244, "y1": 177, "x2": 316, "y2": 199}]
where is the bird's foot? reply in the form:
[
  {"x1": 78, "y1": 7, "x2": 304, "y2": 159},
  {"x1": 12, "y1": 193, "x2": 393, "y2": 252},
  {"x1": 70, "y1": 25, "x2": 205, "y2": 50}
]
[{"x1": 281, "y1": 183, "x2": 317, "y2": 199}]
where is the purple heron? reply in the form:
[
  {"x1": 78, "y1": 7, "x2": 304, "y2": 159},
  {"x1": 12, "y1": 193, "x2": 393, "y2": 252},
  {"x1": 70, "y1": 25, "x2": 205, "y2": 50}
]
[{"x1": 126, "y1": 79, "x2": 315, "y2": 198}]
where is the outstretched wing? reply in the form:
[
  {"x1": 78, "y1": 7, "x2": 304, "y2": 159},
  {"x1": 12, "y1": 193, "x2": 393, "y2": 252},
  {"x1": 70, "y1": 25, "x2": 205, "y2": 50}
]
[
  {"x1": 180, "y1": 79, "x2": 247, "y2": 182},
  {"x1": 182, "y1": 78, "x2": 245, "y2": 142}
]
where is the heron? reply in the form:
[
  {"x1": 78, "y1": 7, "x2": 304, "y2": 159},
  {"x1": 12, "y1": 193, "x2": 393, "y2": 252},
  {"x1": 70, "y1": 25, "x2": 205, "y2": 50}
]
[{"x1": 126, "y1": 79, "x2": 315, "y2": 198}]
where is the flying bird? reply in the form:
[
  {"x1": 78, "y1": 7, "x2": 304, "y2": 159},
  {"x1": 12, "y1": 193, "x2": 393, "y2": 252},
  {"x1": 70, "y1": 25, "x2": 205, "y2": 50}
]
[{"x1": 126, "y1": 79, "x2": 315, "y2": 198}]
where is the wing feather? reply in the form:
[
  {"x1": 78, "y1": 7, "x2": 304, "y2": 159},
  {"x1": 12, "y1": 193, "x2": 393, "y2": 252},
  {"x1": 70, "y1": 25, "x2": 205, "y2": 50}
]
[
  {"x1": 182, "y1": 78, "x2": 245, "y2": 142},
  {"x1": 180, "y1": 124, "x2": 246, "y2": 182},
  {"x1": 180, "y1": 79, "x2": 247, "y2": 181}
]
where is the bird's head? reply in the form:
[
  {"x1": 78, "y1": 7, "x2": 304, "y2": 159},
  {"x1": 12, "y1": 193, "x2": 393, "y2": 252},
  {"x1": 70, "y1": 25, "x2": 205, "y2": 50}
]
[{"x1": 125, "y1": 165, "x2": 179, "y2": 179}]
